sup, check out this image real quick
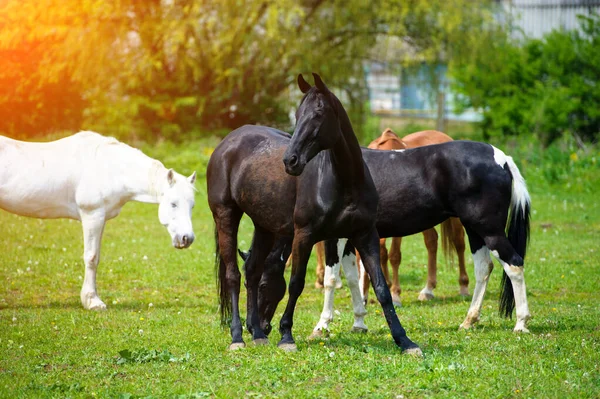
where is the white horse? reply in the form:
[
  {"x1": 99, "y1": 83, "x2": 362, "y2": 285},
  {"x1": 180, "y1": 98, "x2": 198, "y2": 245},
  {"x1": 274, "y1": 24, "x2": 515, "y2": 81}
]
[{"x1": 0, "y1": 131, "x2": 197, "y2": 310}]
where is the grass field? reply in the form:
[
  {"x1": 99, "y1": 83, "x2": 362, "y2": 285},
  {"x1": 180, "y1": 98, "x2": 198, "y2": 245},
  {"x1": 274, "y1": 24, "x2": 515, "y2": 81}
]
[{"x1": 1, "y1": 134, "x2": 599, "y2": 398}]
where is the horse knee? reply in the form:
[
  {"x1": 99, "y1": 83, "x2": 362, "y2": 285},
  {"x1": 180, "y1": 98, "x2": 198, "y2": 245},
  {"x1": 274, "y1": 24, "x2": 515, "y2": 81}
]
[{"x1": 83, "y1": 251, "x2": 99, "y2": 268}]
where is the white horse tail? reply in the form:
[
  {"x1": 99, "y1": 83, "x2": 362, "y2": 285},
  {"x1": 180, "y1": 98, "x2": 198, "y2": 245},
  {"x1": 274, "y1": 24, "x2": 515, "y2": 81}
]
[
  {"x1": 505, "y1": 155, "x2": 531, "y2": 260},
  {"x1": 499, "y1": 154, "x2": 532, "y2": 318}
]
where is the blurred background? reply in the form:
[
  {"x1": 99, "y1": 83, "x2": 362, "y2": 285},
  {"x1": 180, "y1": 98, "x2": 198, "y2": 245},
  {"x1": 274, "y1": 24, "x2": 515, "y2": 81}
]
[{"x1": 0, "y1": 0, "x2": 599, "y2": 148}]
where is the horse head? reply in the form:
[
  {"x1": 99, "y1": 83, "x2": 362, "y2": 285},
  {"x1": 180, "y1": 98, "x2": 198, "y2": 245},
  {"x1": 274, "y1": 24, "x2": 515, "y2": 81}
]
[
  {"x1": 158, "y1": 169, "x2": 197, "y2": 249},
  {"x1": 283, "y1": 73, "x2": 343, "y2": 176}
]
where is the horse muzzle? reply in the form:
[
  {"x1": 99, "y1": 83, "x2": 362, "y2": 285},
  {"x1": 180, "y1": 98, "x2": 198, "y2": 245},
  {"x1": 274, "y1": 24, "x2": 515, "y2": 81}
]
[
  {"x1": 173, "y1": 233, "x2": 194, "y2": 249},
  {"x1": 283, "y1": 153, "x2": 304, "y2": 176}
]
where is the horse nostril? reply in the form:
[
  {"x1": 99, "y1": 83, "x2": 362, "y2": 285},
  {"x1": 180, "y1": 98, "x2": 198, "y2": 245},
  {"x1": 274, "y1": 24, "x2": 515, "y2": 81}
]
[
  {"x1": 289, "y1": 154, "x2": 298, "y2": 167},
  {"x1": 182, "y1": 235, "x2": 188, "y2": 246}
]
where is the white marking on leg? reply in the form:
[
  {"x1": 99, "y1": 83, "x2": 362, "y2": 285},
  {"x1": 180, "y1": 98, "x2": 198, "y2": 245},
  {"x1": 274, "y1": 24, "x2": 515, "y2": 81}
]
[
  {"x1": 313, "y1": 261, "x2": 340, "y2": 333},
  {"x1": 418, "y1": 286, "x2": 435, "y2": 301},
  {"x1": 341, "y1": 250, "x2": 368, "y2": 332},
  {"x1": 358, "y1": 258, "x2": 369, "y2": 304},
  {"x1": 460, "y1": 246, "x2": 493, "y2": 329},
  {"x1": 491, "y1": 254, "x2": 531, "y2": 333}
]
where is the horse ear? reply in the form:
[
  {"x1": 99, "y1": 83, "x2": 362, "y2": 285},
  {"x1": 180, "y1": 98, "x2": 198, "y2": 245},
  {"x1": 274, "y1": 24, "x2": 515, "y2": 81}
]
[
  {"x1": 297, "y1": 74, "x2": 311, "y2": 93},
  {"x1": 167, "y1": 169, "x2": 175, "y2": 187},
  {"x1": 188, "y1": 171, "x2": 197, "y2": 185},
  {"x1": 237, "y1": 248, "x2": 250, "y2": 261},
  {"x1": 312, "y1": 73, "x2": 329, "y2": 92}
]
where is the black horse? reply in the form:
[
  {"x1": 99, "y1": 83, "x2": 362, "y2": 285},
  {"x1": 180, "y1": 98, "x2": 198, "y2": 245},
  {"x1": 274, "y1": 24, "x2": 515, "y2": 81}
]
[
  {"x1": 207, "y1": 73, "x2": 421, "y2": 354},
  {"x1": 255, "y1": 122, "x2": 533, "y2": 337}
]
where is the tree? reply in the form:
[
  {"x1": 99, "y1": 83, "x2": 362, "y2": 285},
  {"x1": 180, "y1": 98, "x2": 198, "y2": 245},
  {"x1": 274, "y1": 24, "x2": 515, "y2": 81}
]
[{"x1": 0, "y1": 0, "x2": 511, "y2": 141}]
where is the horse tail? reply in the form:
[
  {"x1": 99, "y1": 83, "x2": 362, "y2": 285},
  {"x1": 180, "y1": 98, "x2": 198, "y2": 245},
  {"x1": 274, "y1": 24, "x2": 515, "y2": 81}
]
[
  {"x1": 499, "y1": 155, "x2": 531, "y2": 318},
  {"x1": 440, "y1": 218, "x2": 456, "y2": 267},
  {"x1": 214, "y1": 224, "x2": 232, "y2": 326}
]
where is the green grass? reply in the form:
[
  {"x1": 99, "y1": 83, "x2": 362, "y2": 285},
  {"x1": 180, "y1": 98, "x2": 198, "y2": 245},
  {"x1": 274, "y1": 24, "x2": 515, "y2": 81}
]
[{"x1": 1, "y1": 136, "x2": 599, "y2": 398}]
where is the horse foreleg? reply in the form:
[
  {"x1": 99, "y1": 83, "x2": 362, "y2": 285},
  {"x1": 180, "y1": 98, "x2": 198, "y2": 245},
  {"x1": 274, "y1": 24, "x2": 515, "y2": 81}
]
[
  {"x1": 460, "y1": 245, "x2": 493, "y2": 330},
  {"x1": 451, "y1": 218, "x2": 469, "y2": 297},
  {"x1": 80, "y1": 212, "x2": 107, "y2": 310},
  {"x1": 278, "y1": 231, "x2": 312, "y2": 351},
  {"x1": 418, "y1": 228, "x2": 438, "y2": 301},
  {"x1": 388, "y1": 237, "x2": 402, "y2": 306},
  {"x1": 352, "y1": 229, "x2": 421, "y2": 355},
  {"x1": 244, "y1": 228, "x2": 274, "y2": 344}
]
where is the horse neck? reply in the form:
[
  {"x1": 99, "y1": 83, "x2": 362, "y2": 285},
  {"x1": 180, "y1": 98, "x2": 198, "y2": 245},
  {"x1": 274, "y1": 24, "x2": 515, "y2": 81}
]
[
  {"x1": 118, "y1": 148, "x2": 168, "y2": 204},
  {"x1": 328, "y1": 106, "x2": 365, "y2": 189}
]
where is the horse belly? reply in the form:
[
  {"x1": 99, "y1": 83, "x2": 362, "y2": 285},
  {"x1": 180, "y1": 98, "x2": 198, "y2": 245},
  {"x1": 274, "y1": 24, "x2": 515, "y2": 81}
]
[{"x1": 0, "y1": 164, "x2": 80, "y2": 219}]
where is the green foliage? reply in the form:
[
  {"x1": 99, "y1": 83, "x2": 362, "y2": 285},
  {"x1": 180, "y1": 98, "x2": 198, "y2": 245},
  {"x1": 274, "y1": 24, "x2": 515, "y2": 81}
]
[
  {"x1": 1, "y1": 0, "x2": 510, "y2": 142},
  {"x1": 451, "y1": 13, "x2": 600, "y2": 145}
]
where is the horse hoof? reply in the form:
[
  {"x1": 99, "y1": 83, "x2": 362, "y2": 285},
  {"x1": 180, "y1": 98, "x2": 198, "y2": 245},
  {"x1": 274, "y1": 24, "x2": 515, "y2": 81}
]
[
  {"x1": 228, "y1": 342, "x2": 246, "y2": 351},
  {"x1": 308, "y1": 329, "x2": 328, "y2": 340},
  {"x1": 278, "y1": 343, "x2": 297, "y2": 352},
  {"x1": 351, "y1": 326, "x2": 368, "y2": 334},
  {"x1": 459, "y1": 288, "x2": 470, "y2": 297},
  {"x1": 88, "y1": 301, "x2": 107, "y2": 311},
  {"x1": 392, "y1": 296, "x2": 402, "y2": 307},
  {"x1": 459, "y1": 322, "x2": 474, "y2": 330},
  {"x1": 253, "y1": 338, "x2": 269, "y2": 346},
  {"x1": 513, "y1": 326, "x2": 530, "y2": 333},
  {"x1": 417, "y1": 292, "x2": 434, "y2": 301},
  {"x1": 335, "y1": 280, "x2": 342, "y2": 289},
  {"x1": 403, "y1": 346, "x2": 423, "y2": 357}
]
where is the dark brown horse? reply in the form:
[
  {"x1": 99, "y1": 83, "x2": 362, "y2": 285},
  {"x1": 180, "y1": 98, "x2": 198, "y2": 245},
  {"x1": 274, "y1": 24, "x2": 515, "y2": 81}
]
[{"x1": 207, "y1": 73, "x2": 421, "y2": 354}]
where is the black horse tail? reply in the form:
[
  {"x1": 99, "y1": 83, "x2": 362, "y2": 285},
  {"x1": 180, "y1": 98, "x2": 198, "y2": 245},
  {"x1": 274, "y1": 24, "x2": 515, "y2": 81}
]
[
  {"x1": 499, "y1": 155, "x2": 531, "y2": 318},
  {"x1": 214, "y1": 224, "x2": 231, "y2": 326}
]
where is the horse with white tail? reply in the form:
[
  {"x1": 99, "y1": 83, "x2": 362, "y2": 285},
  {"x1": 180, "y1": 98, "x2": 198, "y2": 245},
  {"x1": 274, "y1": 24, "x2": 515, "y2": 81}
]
[{"x1": 0, "y1": 131, "x2": 197, "y2": 310}]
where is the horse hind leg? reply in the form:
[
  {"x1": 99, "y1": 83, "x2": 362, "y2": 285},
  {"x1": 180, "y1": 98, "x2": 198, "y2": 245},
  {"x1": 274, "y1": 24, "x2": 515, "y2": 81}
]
[
  {"x1": 339, "y1": 239, "x2": 368, "y2": 333},
  {"x1": 460, "y1": 231, "x2": 493, "y2": 330},
  {"x1": 486, "y1": 235, "x2": 531, "y2": 332},
  {"x1": 80, "y1": 211, "x2": 107, "y2": 310},
  {"x1": 214, "y1": 207, "x2": 245, "y2": 349},
  {"x1": 310, "y1": 239, "x2": 344, "y2": 339},
  {"x1": 243, "y1": 227, "x2": 274, "y2": 345},
  {"x1": 388, "y1": 237, "x2": 402, "y2": 306},
  {"x1": 418, "y1": 228, "x2": 438, "y2": 301},
  {"x1": 450, "y1": 218, "x2": 469, "y2": 297},
  {"x1": 314, "y1": 241, "x2": 325, "y2": 289}
]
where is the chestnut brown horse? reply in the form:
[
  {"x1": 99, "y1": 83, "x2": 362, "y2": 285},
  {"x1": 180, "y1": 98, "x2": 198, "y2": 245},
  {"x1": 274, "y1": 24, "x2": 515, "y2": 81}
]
[{"x1": 207, "y1": 73, "x2": 421, "y2": 354}]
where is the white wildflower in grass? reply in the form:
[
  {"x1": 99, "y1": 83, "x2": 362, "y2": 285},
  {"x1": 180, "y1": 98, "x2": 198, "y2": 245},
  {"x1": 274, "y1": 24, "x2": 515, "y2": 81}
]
[
  {"x1": 138, "y1": 329, "x2": 144, "y2": 335},
  {"x1": 118, "y1": 256, "x2": 123, "y2": 261},
  {"x1": 329, "y1": 351, "x2": 334, "y2": 358},
  {"x1": 334, "y1": 310, "x2": 341, "y2": 316},
  {"x1": 62, "y1": 248, "x2": 66, "y2": 252},
  {"x1": 148, "y1": 303, "x2": 154, "y2": 308},
  {"x1": 143, "y1": 255, "x2": 148, "y2": 261}
]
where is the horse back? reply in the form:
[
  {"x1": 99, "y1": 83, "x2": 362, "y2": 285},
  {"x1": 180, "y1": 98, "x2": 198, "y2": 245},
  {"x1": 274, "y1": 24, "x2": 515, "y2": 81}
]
[
  {"x1": 207, "y1": 125, "x2": 297, "y2": 236},
  {"x1": 363, "y1": 141, "x2": 513, "y2": 237}
]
